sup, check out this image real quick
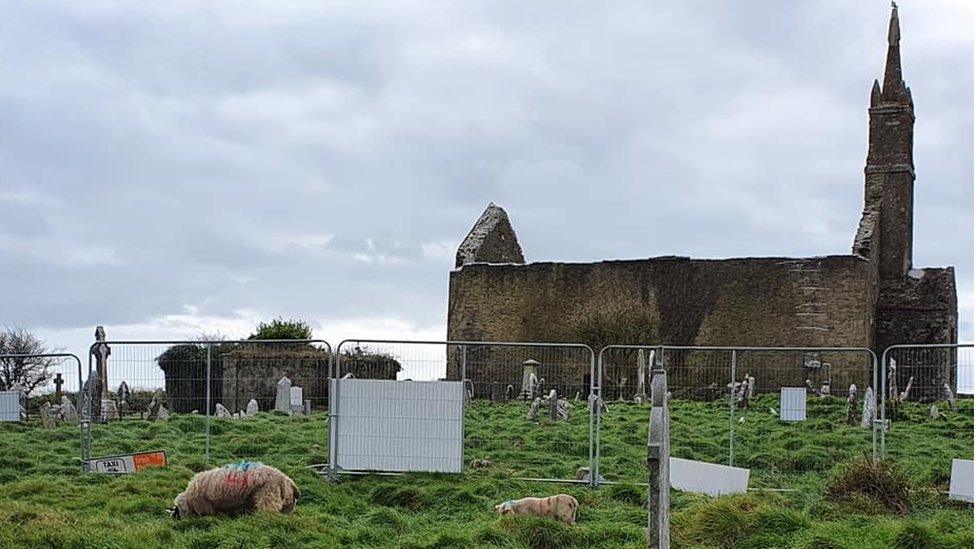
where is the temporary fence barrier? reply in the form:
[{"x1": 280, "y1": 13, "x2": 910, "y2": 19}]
[
  {"x1": 596, "y1": 345, "x2": 877, "y2": 488},
  {"x1": 328, "y1": 339, "x2": 597, "y2": 484},
  {"x1": 0, "y1": 353, "x2": 86, "y2": 469},
  {"x1": 85, "y1": 339, "x2": 332, "y2": 466},
  {"x1": 880, "y1": 343, "x2": 974, "y2": 461}
]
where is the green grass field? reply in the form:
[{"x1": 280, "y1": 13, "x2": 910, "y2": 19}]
[{"x1": 0, "y1": 397, "x2": 971, "y2": 548}]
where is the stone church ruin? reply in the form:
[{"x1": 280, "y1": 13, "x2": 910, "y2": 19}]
[{"x1": 447, "y1": 7, "x2": 957, "y2": 398}]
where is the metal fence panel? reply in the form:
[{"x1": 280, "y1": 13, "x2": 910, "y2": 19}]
[
  {"x1": 880, "y1": 344, "x2": 974, "y2": 462},
  {"x1": 330, "y1": 340, "x2": 596, "y2": 484},
  {"x1": 85, "y1": 340, "x2": 331, "y2": 467},
  {"x1": 0, "y1": 353, "x2": 86, "y2": 467},
  {"x1": 596, "y1": 346, "x2": 732, "y2": 485}
]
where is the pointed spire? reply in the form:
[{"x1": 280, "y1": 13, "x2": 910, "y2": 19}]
[
  {"x1": 888, "y1": 2, "x2": 900, "y2": 45},
  {"x1": 871, "y1": 79, "x2": 882, "y2": 107},
  {"x1": 882, "y1": 3, "x2": 907, "y2": 102}
]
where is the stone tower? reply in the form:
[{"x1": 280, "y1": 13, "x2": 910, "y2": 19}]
[{"x1": 861, "y1": 4, "x2": 915, "y2": 278}]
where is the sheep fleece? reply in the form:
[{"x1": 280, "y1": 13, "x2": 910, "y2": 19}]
[
  {"x1": 174, "y1": 464, "x2": 300, "y2": 517},
  {"x1": 495, "y1": 494, "x2": 578, "y2": 524}
]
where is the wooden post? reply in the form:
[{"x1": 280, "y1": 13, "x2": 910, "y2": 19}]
[{"x1": 647, "y1": 368, "x2": 670, "y2": 548}]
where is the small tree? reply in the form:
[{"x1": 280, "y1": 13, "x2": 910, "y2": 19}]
[
  {"x1": 249, "y1": 318, "x2": 313, "y2": 341},
  {"x1": 0, "y1": 327, "x2": 57, "y2": 395}
]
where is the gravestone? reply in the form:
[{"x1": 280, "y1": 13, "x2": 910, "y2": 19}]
[
  {"x1": 245, "y1": 399, "x2": 259, "y2": 418},
  {"x1": 526, "y1": 397, "x2": 542, "y2": 421},
  {"x1": 290, "y1": 386, "x2": 304, "y2": 415},
  {"x1": 117, "y1": 381, "x2": 131, "y2": 414},
  {"x1": 647, "y1": 368, "x2": 669, "y2": 549},
  {"x1": 274, "y1": 377, "x2": 292, "y2": 413},
  {"x1": 847, "y1": 384, "x2": 858, "y2": 425},
  {"x1": 156, "y1": 406, "x2": 170, "y2": 421},
  {"x1": 83, "y1": 369, "x2": 102, "y2": 421},
  {"x1": 490, "y1": 382, "x2": 505, "y2": 404},
  {"x1": 39, "y1": 402, "x2": 56, "y2": 429},
  {"x1": 60, "y1": 395, "x2": 79, "y2": 423},
  {"x1": 54, "y1": 373, "x2": 64, "y2": 403},
  {"x1": 101, "y1": 399, "x2": 119, "y2": 422},
  {"x1": 547, "y1": 389, "x2": 558, "y2": 420},
  {"x1": 556, "y1": 397, "x2": 570, "y2": 421},
  {"x1": 93, "y1": 326, "x2": 111, "y2": 405},
  {"x1": 215, "y1": 403, "x2": 232, "y2": 419},
  {"x1": 519, "y1": 360, "x2": 539, "y2": 399},
  {"x1": 861, "y1": 386, "x2": 877, "y2": 429},
  {"x1": 780, "y1": 388, "x2": 806, "y2": 422},
  {"x1": 147, "y1": 389, "x2": 163, "y2": 421}
]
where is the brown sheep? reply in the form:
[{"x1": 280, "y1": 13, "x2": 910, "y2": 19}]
[
  {"x1": 494, "y1": 494, "x2": 579, "y2": 524},
  {"x1": 171, "y1": 462, "x2": 299, "y2": 518}
]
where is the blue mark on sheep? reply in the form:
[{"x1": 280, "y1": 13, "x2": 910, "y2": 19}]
[{"x1": 223, "y1": 461, "x2": 263, "y2": 472}]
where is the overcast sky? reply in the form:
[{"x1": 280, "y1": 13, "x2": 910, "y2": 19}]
[{"x1": 0, "y1": 1, "x2": 972, "y2": 360}]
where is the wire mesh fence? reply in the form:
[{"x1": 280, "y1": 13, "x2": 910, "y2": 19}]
[
  {"x1": 732, "y1": 348, "x2": 877, "y2": 489},
  {"x1": 330, "y1": 340, "x2": 596, "y2": 483},
  {"x1": 880, "y1": 343, "x2": 974, "y2": 465},
  {"x1": 596, "y1": 346, "x2": 732, "y2": 485},
  {"x1": 84, "y1": 340, "x2": 331, "y2": 467},
  {"x1": 596, "y1": 345, "x2": 878, "y2": 489}
]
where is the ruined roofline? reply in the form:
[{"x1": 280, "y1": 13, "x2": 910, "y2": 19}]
[
  {"x1": 455, "y1": 203, "x2": 525, "y2": 268},
  {"x1": 454, "y1": 252, "x2": 871, "y2": 270}
]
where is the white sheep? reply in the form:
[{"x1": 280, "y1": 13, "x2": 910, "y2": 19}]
[{"x1": 171, "y1": 462, "x2": 299, "y2": 518}]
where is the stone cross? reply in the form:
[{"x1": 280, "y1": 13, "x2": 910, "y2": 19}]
[
  {"x1": 53, "y1": 374, "x2": 64, "y2": 403},
  {"x1": 93, "y1": 326, "x2": 111, "y2": 404},
  {"x1": 647, "y1": 368, "x2": 670, "y2": 549}
]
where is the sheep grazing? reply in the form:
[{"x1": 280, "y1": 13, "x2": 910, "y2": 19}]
[
  {"x1": 171, "y1": 462, "x2": 299, "y2": 518},
  {"x1": 494, "y1": 494, "x2": 579, "y2": 525}
]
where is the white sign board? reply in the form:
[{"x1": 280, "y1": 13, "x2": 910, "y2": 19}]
[
  {"x1": 949, "y1": 459, "x2": 974, "y2": 502},
  {"x1": 670, "y1": 457, "x2": 750, "y2": 496},
  {"x1": 780, "y1": 387, "x2": 807, "y2": 422},
  {"x1": 0, "y1": 391, "x2": 21, "y2": 422},
  {"x1": 330, "y1": 379, "x2": 464, "y2": 474}
]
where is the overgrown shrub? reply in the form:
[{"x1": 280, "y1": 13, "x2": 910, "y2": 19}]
[
  {"x1": 892, "y1": 522, "x2": 949, "y2": 549},
  {"x1": 249, "y1": 318, "x2": 313, "y2": 341},
  {"x1": 826, "y1": 458, "x2": 910, "y2": 515}
]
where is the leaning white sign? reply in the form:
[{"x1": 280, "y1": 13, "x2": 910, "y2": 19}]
[
  {"x1": 670, "y1": 457, "x2": 750, "y2": 497},
  {"x1": 949, "y1": 459, "x2": 974, "y2": 502},
  {"x1": 330, "y1": 379, "x2": 464, "y2": 474}
]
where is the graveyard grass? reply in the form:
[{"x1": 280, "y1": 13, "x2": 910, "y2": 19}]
[{"x1": 0, "y1": 396, "x2": 972, "y2": 548}]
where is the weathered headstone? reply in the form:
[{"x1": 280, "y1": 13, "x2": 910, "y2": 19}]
[
  {"x1": 117, "y1": 381, "x2": 131, "y2": 414},
  {"x1": 156, "y1": 406, "x2": 170, "y2": 421},
  {"x1": 275, "y1": 377, "x2": 292, "y2": 412},
  {"x1": 527, "y1": 397, "x2": 542, "y2": 421},
  {"x1": 39, "y1": 402, "x2": 56, "y2": 429},
  {"x1": 147, "y1": 389, "x2": 163, "y2": 421},
  {"x1": 290, "y1": 386, "x2": 304, "y2": 415},
  {"x1": 245, "y1": 399, "x2": 259, "y2": 418},
  {"x1": 647, "y1": 369, "x2": 670, "y2": 549},
  {"x1": 60, "y1": 395, "x2": 79, "y2": 423},
  {"x1": 847, "y1": 384, "x2": 858, "y2": 425},
  {"x1": 556, "y1": 397, "x2": 570, "y2": 421},
  {"x1": 899, "y1": 376, "x2": 914, "y2": 401},
  {"x1": 861, "y1": 386, "x2": 877, "y2": 429},
  {"x1": 304, "y1": 400, "x2": 312, "y2": 416},
  {"x1": 83, "y1": 370, "x2": 102, "y2": 422},
  {"x1": 819, "y1": 380, "x2": 831, "y2": 399},
  {"x1": 519, "y1": 360, "x2": 539, "y2": 399},
  {"x1": 101, "y1": 399, "x2": 119, "y2": 422},
  {"x1": 215, "y1": 403, "x2": 232, "y2": 419},
  {"x1": 547, "y1": 389, "x2": 558, "y2": 420},
  {"x1": 944, "y1": 383, "x2": 957, "y2": 410},
  {"x1": 490, "y1": 382, "x2": 505, "y2": 404},
  {"x1": 746, "y1": 376, "x2": 755, "y2": 400},
  {"x1": 505, "y1": 384, "x2": 515, "y2": 401},
  {"x1": 930, "y1": 405, "x2": 941, "y2": 419}
]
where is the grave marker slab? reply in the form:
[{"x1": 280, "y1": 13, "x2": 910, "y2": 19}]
[
  {"x1": 780, "y1": 387, "x2": 807, "y2": 422},
  {"x1": 949, "y1": 459, "x2": 974, "y2": 502}
]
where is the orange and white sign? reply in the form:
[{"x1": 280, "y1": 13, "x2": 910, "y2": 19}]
[{"x1": 86, "y1": 451, "x2": 168, "y2": 474}]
